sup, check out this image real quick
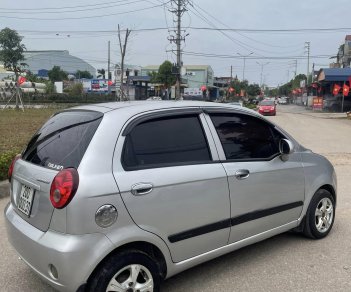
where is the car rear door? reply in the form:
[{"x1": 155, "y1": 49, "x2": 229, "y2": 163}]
[
  {"x1": 205, "y1": 110, "x2": 305, "y2": 243},
  {"x1": 113, "y1": 110, "x2": 231, "y2": 263}
]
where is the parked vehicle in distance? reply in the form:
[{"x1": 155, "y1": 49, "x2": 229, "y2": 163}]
[
  {"x1": 258, "y1": 99, "x2": 277, "y2": 116},
  {"x1": 278, "y1": 97, "x2": 287, "y2": 104},
  {"x1": 5, "y1": 101, "x2": 336, "y2": 292}
]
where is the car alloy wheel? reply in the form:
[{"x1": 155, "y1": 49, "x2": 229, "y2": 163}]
[
  {"x1": 303, "y1": 189, "x2": 335, "y2": 239},
  {"x1": 314, "y1": 198, "x2": 334, "y2": 233},
  {"x1": 106, "y1": 264, "x2": 154, "y2": 292}
]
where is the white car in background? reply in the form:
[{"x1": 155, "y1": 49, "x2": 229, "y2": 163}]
[{"x1": 279, "y1": 97, "x2": 288, "y2": 104}]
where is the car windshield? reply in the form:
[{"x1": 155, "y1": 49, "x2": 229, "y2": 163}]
[{"x1": 260, "y1": 100, "x2": 275, "y2": 106}]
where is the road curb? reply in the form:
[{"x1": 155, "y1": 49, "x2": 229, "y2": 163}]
[{"x1": 0, "y1": 180, "x2": 9, "y2": 199}]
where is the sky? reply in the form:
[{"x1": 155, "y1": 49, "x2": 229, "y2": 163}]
[{"x1": 1, "y1": 0, "x2": 351, "y2": 87}]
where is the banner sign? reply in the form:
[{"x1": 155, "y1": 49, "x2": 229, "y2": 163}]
[{"x1": 312, "y1": 97, "x2": 323, "y2": 111}]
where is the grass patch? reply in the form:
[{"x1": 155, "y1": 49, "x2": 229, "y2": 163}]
[{"x1": 0, "y1": 108, "x2": 59, "y2": 180}]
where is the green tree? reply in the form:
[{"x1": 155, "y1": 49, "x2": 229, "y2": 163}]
[
  {"x1": 97, "y1": 68, "x2": 106, "y2": 79},
  {"x1": 246, "y1": 83, "x2": 261, "y2": 97},
  {"x1": 150, "y1": 61, "x2": 176, "y2": 89},
  {"x1": 24, "y1": 70, "x2": 38, "y2": 82},
  {"x1": 76, "y1": 70, "x2": 93, "y2": 79},
  {"x1": 157, "y1": 61, "x2": 176, "y2": 88},
  {"x1": 0, "y1": 27, "x2": 27, "y2": 108},
  {"x1": 67, "y1": 83, "x2": 83, "y2": 96},
  {"x1": 48, "y1": 66, "x2": 68, "y2": 82}
]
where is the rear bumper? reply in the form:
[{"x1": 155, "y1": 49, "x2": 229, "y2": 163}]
[{"x1": 4, "y1": 202, "x2": 113, "y2": 292}]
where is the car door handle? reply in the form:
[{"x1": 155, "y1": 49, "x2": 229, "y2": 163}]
[
  {"x1": 234, "y1": 169, "x2": 250, "y2": 180},
  {"x1": 131, "y1": 183, "x2": 154, "y2": 196}
]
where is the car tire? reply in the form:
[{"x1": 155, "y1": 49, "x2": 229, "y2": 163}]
[
  {"x1": 87, "y1": 250, "x2": 161, "y2": 292},
  {"x1": 303, "y1": 189, "x2": 335, "y2": 239}
]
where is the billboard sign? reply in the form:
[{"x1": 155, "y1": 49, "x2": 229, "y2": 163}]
[
  {"x1": 91, "y1": 79, "x2": 109, "y2": 92},
  {"x1": 184, "y1": 88, "x2": 202, "y2": 96},
  {"x1": 312, "y1": 97, "x2": 323, "y2": 111}
]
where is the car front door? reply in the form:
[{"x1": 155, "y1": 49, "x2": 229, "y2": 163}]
[
  {"x1": 206, "y1": 111, "x2": 305, "y2": 243},
  {"x1": 113, "y1": 110, "x2": 231, "y2": 262}
]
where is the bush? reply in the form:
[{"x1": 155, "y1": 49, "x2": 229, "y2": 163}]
[{"x1": 0, "y1": 151, "x2": 17, "y2": 181}]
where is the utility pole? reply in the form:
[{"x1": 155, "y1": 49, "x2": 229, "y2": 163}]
[
  {"x1": 107, "y1": 41, "x2": 110, "y2": 80},
  {"x1": 230, "y1": 65, "x2": 233, "y2": 82},
  {"x1": 118, "y1": 24, "x2": 131, "y2": 101},
  {"x1": 294, "y1": 59, "x2": 297, "y2": 77},
  {"x1": 256, "y1": 61, "x2": 269, "y2": 87},
  {"x1": 305, "y1": 41, "x2": 310, "y2": 85},
  {"x1": 169, "y1": 0, "x2": 189, "y2": 99},
  {"x1": 237, "y1": 52, "x2": 253, "y2": 81}
]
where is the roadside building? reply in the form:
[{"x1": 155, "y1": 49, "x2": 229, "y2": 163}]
[
  {"x1": 316, "y1": 68, "x2": 351, "y2": 112},
  {"x1": 23, "y1": 50, "x2": 96, "y2": 78},
  {"x1": 141, "y1": 64, "x2": 218, "y2": 99},
  {"x1": 336, "y1": 35, "x2": 351, "y2": 68}
]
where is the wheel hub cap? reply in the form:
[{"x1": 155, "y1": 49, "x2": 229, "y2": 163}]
[
  {"x1": 315, "y1": 197, "x2": 334, "y2": 233},
  {"x1": 106, "y1": 264, "x2": 154, "y2": 292}
]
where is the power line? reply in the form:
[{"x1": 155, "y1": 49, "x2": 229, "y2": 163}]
[
  {"x1": 0, "y1": 2, "x2": 169, "y2": 20},
  {"x1": 0, "y1": 0, "x2": 149, "y2": 14},
  {"x1": 181, "y1": 50, "x2": 334, "y2": 60},
  {"x1": 16, "y1": 26, "x2": 351, "y2": 34},
  {"x1": 0, "y1": 0, "x2": 147, "y2": 11},
  {"x1": 191, "y1": 2, "x2": 302, "y2": 50}
]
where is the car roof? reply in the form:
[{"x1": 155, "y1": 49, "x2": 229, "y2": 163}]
[{"x1": 70, "y1": 100, "x2": 257, "y2": 116}]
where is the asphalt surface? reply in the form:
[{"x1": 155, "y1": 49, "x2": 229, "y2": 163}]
[{"x1": 1, "y1": 104, "x2": 351, "y2": 292}]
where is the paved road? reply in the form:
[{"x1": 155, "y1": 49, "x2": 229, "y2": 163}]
[{"x1": 1, "y1": 104, "x2": 351, "y2": 292}]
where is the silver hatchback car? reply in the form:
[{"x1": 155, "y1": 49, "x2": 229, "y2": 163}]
[{"x1": 5, "y1": 101, "x2": 336, "y2": 292}]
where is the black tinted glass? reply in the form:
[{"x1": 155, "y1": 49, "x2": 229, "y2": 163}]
[
  {"x1": 260, "y1": 100, "x2": 275, "y2": 106},
  {"x1": 123, "y1": 115, "x2": 211, "y2": 169},
  {"x1": 210, "y1": 114, "x2": 280, "y2": 160},
  {"x1": 22, "y1": 111, "x2": 103, "y2": 170}
]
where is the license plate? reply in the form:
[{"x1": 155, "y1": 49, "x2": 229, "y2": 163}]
[
  {"x1": 264, "y1": 110, "x2": 270, "y2": 112},
  {"x1": 17, "y1": 185, "x2": 34, "y2": 216}
]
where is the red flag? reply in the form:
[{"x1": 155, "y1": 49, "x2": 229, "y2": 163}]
[
  {"x1": 200, "y1": 85, "x2": 206, "y2": 91},
  {"x1": 229, "y1": 87, "x2": 235, "y2": 93},
  {"x1": 18, "y1": 76, "x2": 26, "y2": 85},
  {"x1": 343, "y1": 84, "x2": 350, "y2": 96},
  {"x1": 333, "y1": 84, "x2": 341, "y2": 96},
  {"x1": 107, "y1": 80, "x2": 113, "y2": 86}
]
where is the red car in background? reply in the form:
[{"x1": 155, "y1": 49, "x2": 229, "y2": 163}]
[{"x1": 258, "y1": 99, "x2": 276, "y2": 116}]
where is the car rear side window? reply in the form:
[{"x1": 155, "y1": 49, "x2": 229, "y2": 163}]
[
  {"x1": 210, "y1": 113, "x2": 281, "y2": 160},
  {"x1": 122, "y1": 115, "x2": 211, "y2": 170},
  {"x1": 22, "y1": 110, "x2": 103, "y2": 170}
]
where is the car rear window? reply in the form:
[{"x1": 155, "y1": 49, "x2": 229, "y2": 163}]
[{"x1": 22, "y1": 110, "x2": 103, "y2": 170}]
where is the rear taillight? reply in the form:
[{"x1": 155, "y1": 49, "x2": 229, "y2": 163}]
[
  {"x1": 8, "y1": 154, "x2": 21, "y2": 182},
  {"x1": 50, "y1": 168, "x2": 79, "y2": 209}
]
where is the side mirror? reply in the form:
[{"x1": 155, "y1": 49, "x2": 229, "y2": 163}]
[{"x1": 279, "y1": 139, "x2": 294, "y2": 161}]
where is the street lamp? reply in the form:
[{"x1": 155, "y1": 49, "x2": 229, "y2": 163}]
[
  {"x1": 237, "y1": 52, "x2": 253, "y2": 81},
  {"x1": 256, "y1": 61, "x2": 270, "y2": 87}
]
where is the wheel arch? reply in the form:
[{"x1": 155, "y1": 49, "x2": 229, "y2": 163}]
[
  {"x1": 87, "y1": 241, "x2": 168, "y2": 283},
  {"x1": 318, "y1": 184, "x2": 336, "y2": 205}
]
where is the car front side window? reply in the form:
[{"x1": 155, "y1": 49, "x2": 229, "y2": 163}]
[{"x1": 210, "y1": 113, "x2": 281, "y2": 160}]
